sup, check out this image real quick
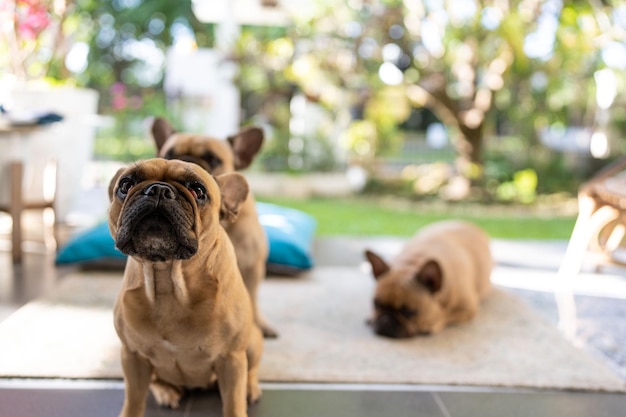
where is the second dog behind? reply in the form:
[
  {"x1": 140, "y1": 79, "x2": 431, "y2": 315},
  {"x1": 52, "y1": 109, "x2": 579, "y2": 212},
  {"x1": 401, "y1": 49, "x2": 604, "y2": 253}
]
[
  {"x1": 364, "y1": 220, "x2": 493, "y2": 338},
  {"x1": 151, "y1": 118, "x2": 276, "y2": 338}
]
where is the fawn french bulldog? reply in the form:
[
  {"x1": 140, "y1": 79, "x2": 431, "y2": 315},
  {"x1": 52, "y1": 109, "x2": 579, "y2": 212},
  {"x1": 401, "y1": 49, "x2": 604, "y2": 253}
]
[
  {"x1": 364, "y1": 220, "x2": 492, "y2": 338},
  {"x1": 108, "y1": 158, "x2": 262, "y2": 417},
  {"x1": 151, "y1": 117, "x2": 277, "y2": 338}
]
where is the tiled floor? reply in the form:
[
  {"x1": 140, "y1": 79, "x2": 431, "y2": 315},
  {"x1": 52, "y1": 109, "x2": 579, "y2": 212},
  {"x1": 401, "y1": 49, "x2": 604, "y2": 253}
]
[
  {"x1": 1, "y1": 380, "x2": 626, "y2": 417},
  {"x1": 2, "y1": 227, "x2": 626, "y2": 416}
]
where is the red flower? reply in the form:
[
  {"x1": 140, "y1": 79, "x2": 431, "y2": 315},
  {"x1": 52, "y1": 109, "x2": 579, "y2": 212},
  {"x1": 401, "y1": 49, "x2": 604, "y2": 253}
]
[{"x1": 15, "y1": 0, "x2": 50, "y2": 41}]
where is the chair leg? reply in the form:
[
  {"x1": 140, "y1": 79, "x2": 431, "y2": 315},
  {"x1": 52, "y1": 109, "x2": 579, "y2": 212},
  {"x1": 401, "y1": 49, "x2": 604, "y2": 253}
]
[
  {"x1": 9, "y1": 161, "x2": 23, "y2": 263},
  {"x1": 42, "y1": 207, "x2": 57, "y2": 251},
  {"x1": 6, "y1": 158, "x2": 58, "y2": 262},
  {"x1": 555, "y1": 199, "x2": 617, "y2": 340},
  {"x1": 604, "y1": 213, "x2": 626, "y2": 262},
  {"x1": 42, "y1": 158, "x2": 58, "y2": 251}
]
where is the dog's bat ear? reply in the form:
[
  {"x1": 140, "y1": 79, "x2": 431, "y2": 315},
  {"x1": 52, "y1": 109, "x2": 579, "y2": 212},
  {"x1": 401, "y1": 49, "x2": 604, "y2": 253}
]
[
  {"x1": 227, "y1": 126, "x2": 264, "y2": 170},
  {"x1": 416, "y1": 260, "x2": 443, "y2": 293},
  {"x1": 215, "y1": 172, "x2": 250, "y2": 223},
  {"x1": 365, "y1": 250, "x2": 390, "y2": 280},
  {"x1": 108, "y1": 167, "x2": 127, "y2": 202},
  {"x1": 151, "y1": 117, "x2": 176, "y2": 154}
]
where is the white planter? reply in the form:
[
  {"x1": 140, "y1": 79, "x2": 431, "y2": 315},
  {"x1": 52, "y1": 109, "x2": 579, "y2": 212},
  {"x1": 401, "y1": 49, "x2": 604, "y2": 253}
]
[{"x1": 0, "y1": 86, "x2": 99, "y2": 223}]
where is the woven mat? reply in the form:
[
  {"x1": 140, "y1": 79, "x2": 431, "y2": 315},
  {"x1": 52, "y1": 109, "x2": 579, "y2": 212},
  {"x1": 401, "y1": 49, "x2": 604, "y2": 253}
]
[{"x1": 0, "y1": 267, "x2": 624, "y2": 392}]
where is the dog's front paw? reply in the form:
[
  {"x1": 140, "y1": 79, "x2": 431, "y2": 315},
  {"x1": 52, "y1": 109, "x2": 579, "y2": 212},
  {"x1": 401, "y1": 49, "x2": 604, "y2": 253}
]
[
  {"x1": 259, "y1": 322, "x2": 278, "y2": 339},
  {"x1": 150, "y1": 381, "x2": 183, "y2": 409},
  {"x1": 247, "y1": 382, "x2": 262, "y2": 405}
]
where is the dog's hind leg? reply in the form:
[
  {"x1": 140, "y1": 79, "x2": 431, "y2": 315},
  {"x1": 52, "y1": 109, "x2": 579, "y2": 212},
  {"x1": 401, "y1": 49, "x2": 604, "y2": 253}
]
[
  {"x1": 446, "y1": 294, "x2": 480, "y2": 326},
  {"x1": 244, "y1": 262, "x2": 278, "y2": 339}
]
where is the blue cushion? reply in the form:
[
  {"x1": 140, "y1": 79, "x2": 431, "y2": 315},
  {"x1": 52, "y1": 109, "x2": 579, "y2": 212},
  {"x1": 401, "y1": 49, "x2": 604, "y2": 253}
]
[
  {"x1": 257, "y1": 202, "x2": 317, "y2": 273},
  {"x1": 56, "y1": 203, "x2": 317, "y2": 275},
  {"x1": 55, "y1": 222, "x2": 126, "y2": 266}
]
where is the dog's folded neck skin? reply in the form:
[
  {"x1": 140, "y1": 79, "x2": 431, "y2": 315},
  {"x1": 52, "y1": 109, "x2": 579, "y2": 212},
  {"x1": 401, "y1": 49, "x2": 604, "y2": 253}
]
[
  {"x1": 140, "y1": 260, "x2": 188, "y2": 305},
  {"x1": 128, "y1": 237, "x2": 224, "y2": 307}
]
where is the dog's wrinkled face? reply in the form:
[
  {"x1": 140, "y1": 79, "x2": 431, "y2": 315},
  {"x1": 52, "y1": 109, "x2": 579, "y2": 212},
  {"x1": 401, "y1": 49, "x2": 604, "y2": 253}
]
[
  {"x1": 365, "y1": 250, "x2": 445, "y2": 338},
  {"x1": 151, "y1": 117, "x2": 264, "y2": 176},
  {"x1": 108, "y1": 159, "x2": 215, "y2": 262},
  {"x1": 108, "y1": 158, "x2": 248, "y2": 262},
  {"x1": 161, "y1": 133, "x2": 236, "y2": 176}
]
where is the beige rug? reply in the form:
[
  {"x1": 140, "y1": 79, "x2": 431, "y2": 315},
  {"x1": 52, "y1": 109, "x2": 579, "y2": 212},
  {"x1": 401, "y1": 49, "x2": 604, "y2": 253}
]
[{"x1": 0, "y1": 267, "x2": 624, "y2": 392}]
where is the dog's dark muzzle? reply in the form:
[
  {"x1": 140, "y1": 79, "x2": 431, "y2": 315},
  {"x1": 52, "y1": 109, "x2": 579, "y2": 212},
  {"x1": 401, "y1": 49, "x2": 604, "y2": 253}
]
[
  {"x1": 115, "y1": 182, "x2": 198, "y2": 261},
  {"x1": 373, "y1": 313, "x2": 409, "y2": 339}
]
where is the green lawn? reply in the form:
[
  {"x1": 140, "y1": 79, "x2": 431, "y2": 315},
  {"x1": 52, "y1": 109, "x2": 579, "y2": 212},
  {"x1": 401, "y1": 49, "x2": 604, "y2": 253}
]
[{"x1": 258, "y1": 197, "x2": 577, "y2": 240}]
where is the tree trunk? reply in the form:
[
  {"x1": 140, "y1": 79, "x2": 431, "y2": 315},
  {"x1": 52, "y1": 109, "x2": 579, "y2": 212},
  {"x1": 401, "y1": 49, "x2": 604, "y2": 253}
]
[
  {"x1": 414, "y1": 76, "x2": 487, "y2": 198},
  {"x1": 456, "y1": 122, "x2": 484, "y2": 184},
  {"x1": 442, "y1": 122, "x2": 484, "y2": 200}
]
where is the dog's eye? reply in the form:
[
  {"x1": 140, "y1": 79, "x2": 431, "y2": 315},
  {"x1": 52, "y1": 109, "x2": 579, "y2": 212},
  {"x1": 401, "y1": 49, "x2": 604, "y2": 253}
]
[
  {"x1": 187, "y1": 182, "x2": 207, "y2": 201},
  {"x1": 398, "y1": 306, "x2": 417, "y2": 319},
  {"x1": 204, "y1": 152, "x2": 222, "y2": 170},
  {"x1": 117, "y1": 178, "x2": 135, "y2": 196}
]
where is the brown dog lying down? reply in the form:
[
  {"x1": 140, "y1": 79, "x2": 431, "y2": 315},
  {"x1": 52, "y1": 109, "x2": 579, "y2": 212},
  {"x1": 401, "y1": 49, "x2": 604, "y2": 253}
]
[
  {"x1": 151, "y1": 118, "x2": 277, "y2": 338},
  {"x1": 108, "y1": 158, "x2": 262, "y2": 417},
  {"x1": 364, "y1": 220, "x2": 493, "y2": 338}
]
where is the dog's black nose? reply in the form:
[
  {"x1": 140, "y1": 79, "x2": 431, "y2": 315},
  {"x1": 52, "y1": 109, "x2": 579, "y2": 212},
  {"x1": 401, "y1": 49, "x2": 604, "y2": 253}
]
[
  {"x1": 144, "y1": 183, "x2": 176, "y2": 200},
  {"x1": 374, "y1": 314, "x2": 405, "y2": 338}
]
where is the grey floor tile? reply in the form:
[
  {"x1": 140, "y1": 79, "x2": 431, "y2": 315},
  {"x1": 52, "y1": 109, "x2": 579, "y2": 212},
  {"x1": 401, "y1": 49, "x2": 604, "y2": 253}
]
[
  {"x1": 0, "y1": 387, "x2": 193, "y2": 417},
  {"x1": 244, "y1": 389, "x2": 445, "y2": 417},
  {"x1": 3, "y1": 385, "x2": 626, "y2": 417},
  {"x1": 436, "y1": 390, "x2": 626, "y2": 417},
  {"x1": 0, "y1": 388, "x2": 123, "y2": 417},
  {"x1": 184, "y1": 389, "x2": 223, "y2": 416},
  {"x1": 185, "y1": 387, "x2": 445, "y2": 417}
]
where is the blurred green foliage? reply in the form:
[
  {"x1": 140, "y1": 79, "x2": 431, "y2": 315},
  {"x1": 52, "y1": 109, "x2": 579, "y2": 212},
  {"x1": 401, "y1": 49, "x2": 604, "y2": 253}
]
[
  {"x1": 260, "y1": 196, "x2": 577, "y2": 239},
  {"x1": 11, "y1": 0, "x2": 624, "y2": 202}
]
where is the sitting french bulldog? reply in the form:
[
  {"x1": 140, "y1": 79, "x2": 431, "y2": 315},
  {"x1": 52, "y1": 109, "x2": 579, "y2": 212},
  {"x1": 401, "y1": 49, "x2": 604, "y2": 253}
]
[
  {"x1": 364, "y1": 220, "x2": 492, "y2": 338},
  {"x1": 151, "y1": 118, "x2": 277, "y2": 338},
  {"x1": 108, "y1": 158, "x2": 262, "y2": 417}
]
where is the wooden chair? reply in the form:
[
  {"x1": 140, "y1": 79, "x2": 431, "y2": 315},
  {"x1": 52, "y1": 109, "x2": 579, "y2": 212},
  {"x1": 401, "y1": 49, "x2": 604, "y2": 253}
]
[
  {"x1": 0, "y1": 126, "x2": 57, "y2": 263},
  {"x1": 556, "y1": 156, "x2": 626, "y2": 339}
]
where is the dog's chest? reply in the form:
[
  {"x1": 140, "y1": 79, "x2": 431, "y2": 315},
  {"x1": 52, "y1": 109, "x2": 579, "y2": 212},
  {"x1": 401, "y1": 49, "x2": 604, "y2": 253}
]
[
  {"x1": 118, "y1": 270, "x2": 220, "y2": 353},
  {"x1": 146, "y1": 335, "x2": 222, "y2": 388},
  {"x1": 122, "y1": 295, "x2": 217, "y2": 348},
  {"x1": 116, "y1": 263, "x2": 245, "y2": 387},
  {"x1": 122, "y1": 299, "x2": 225, "y2": 386},
  {"x1": 148, "y1": 333, "x2": 218, "y2": 364}
]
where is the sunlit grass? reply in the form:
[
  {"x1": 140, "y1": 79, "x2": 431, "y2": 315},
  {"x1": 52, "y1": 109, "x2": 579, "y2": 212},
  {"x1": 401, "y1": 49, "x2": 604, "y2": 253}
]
[{"x1": 258, "y1": 196, "x2": 577, "y2": 240}]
